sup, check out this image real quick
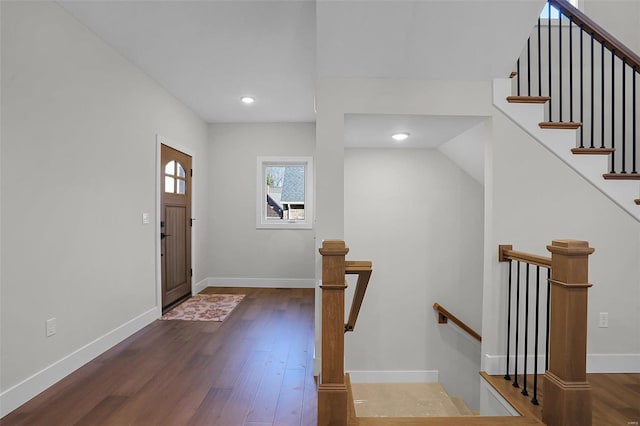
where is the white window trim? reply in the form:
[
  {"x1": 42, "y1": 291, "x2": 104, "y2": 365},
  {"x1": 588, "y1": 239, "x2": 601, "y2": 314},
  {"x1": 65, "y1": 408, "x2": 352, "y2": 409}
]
[{"x1": 256, "y1": 156, "x2": 313, "y2": 229}]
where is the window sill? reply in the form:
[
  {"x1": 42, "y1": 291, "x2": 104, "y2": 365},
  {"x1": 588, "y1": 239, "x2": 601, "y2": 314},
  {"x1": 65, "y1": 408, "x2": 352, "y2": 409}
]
[{"x1": 256, "y1": 221, "x2": 313, "y2": 230}]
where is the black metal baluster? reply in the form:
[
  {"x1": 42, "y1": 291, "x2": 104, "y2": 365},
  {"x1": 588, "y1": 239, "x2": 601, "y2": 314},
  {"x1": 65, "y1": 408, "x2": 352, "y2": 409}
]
[
  {"x1": 513, "y1": 261, "x2": 521, "y2": 388},
  {"x1": 517, "y1": 58, "x2": 521, "y2": 96},
  {"x1": 528, "y1": 39, "x2": 532, "y2": 96},
  {"x1": 522, "y1": 264, "x2": 530, "y2": 397},
  {"x1": 531, "y1": 266, "x2": 541, "y2": 405},
  {"x1": 559, "y1": 9, "x2": 563, "y2": 122},
  {"x1": 580, "y1": 25, "x2": 584, "y2": 148},
  {"x1": 622, "y1": 59, "x2": 627, "y2": 174},
  {"x1": 505, "y1": 260, "x2": 513, "y2": 381},
  {"x1": 538, "y1": 18, "x2": 542, "y2": 96},
  {"x1": 590, "y1": 34, "x2": 595, "y2": 148},
  {"x1": 548, "y1": 3, "x2": 553, "y2": 121},
  {"x1": 601, "y1": 41, "x2": 605, "y2": 149},
  {"x1": 545, "y1": 268, "x2": 551, "y2": 371},
  {"x1": 633, "y1": 69, "x2": 637, "y2": 174},
  {"x1": 569, "y1": 17, "x2": 574, "y2": 122},
  {"x1": 611, "y1": 50, "x2": 616, "y2": 172}
]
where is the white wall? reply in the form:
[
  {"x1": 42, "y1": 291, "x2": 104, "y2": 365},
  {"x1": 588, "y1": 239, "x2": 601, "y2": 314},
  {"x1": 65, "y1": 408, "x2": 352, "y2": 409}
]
[
  {"x1": 344, "y1": 148, "x2": 484, "y2": 409},
  {"x1": 438, "y1": 121, "x2": 489, "y2": 185},
  {"x1": 314, "y1": 76, "x2": 492, "y2": 389},
  {"x1": 206, "y1": 123, "x2": 316, "y2": 282},
  {"x1": 482, "y1": 107, "x2": 640, "y2": 374},
  {"x1": 584, "y1": 0, "x2": 640, "y2": 53},
  {"x1": 0, "y1": 0, "x2": 209, "y2": 412}
]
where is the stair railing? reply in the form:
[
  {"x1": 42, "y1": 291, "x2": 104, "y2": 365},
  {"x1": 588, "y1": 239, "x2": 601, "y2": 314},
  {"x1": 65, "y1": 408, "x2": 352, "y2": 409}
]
[
  {"x1": 512, "y1": 0, "x2": 640, "y2": 179},
  {"x1": 318, "y1": 240, "x2": 372, "y2": 426},
  {"x1": 433, "y1": 303, "x2": 481, "y2": 342},
  {"x1": 499, "y1": 240, "x2": 595, "y2": 426},
  {"x1": 344, "y1": 260, "x2": 372, "y2": 333}
]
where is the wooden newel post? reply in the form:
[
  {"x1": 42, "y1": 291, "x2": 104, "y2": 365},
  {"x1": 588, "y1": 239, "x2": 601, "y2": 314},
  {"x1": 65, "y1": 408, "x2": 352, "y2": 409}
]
[
  {"x1": 318, "y1": 240, "x2": 349, "y2": 426},
  {"x1": 543, "y1": 240, "x2": 594, "y2": 426}
]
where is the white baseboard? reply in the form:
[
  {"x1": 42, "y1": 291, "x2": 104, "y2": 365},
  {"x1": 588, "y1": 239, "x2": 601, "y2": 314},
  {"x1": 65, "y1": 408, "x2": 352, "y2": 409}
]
[
  {"x1": 485, "y1": 353, "x2": 640, "y2": 375},
  {"x1": 192, "y1": 278, "x2": 209, "y2": 295},
  {"x1": 587, "y1": 354, "x2": 640, "y2": 373},
  {"x1": 207, "y1": 277, "x2": 316, "y2": 289},
  {"x1": 484, "y1": 354, "x2": 547, "y2": 376},
  {"x1": 0, "y1": 308, "x2": 157, "y2": 418},
  {"x1": 347, "y1": 370, "x2": 439, "y2": 384}
]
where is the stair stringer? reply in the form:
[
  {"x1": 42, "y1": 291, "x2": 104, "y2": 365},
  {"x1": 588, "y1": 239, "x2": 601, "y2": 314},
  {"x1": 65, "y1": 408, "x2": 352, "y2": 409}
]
[{"x1": 493, "y1": 78, "x2": 640, "y2": 222}]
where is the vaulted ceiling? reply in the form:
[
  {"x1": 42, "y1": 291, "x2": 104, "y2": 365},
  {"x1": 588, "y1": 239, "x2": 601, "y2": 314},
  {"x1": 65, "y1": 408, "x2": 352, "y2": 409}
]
[{"x1": 59, "y1": 0, "x2": 544, "y2": 135}]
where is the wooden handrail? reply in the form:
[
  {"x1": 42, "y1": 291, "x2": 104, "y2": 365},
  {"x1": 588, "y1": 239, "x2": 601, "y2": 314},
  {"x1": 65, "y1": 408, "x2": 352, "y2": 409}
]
[
  {"x1": 433, "y1": 303, "x2": 481, "y2": 342},
  {"x1": 497, "y1": 241, "x2": 595, "y2": 425},
  {"x1": 344, "y1": 260, "x2": 372, "y2": 333},
  {"x1": 549, "y1": 0, "x2": 640, "y2": 70},
  {"x1": 498, "y1": 244, "x2": 552, "y2": 268}
]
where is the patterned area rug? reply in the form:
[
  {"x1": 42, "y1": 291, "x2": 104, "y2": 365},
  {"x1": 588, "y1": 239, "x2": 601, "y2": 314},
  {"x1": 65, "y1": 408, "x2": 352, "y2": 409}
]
[{"x1": 161, "y1": 294, "x2": 245, "y2": 321}]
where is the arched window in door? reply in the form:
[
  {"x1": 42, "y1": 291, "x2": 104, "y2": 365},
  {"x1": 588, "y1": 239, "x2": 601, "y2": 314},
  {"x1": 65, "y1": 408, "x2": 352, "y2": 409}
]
[{"x1": 165, "y1": 160, "x2": 187, "y2": 194}]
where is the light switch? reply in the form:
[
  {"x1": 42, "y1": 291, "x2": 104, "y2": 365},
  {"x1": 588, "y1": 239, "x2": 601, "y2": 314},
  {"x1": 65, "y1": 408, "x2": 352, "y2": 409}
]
[
  {"x1": 46, "y1": 318, "x2": 56, "y2": 337},
  {"x1": 142, "y1": 213, "x2": 150, "y2": 224}
]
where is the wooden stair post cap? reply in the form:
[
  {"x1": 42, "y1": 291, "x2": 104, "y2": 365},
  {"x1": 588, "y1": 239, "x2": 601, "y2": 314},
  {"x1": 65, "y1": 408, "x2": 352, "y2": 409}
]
[
  {"x1": 546, "y1": 240, "x2": 595, "y2": 256},
  {"x1": 319, "y1": 239, "x2": 350, "y2": 256}
]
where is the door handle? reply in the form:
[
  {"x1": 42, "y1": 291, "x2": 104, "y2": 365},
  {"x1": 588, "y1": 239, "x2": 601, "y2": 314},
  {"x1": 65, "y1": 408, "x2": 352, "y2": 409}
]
[{"x1": 161, "y1": 232, "x2": 172, "y2": 239}]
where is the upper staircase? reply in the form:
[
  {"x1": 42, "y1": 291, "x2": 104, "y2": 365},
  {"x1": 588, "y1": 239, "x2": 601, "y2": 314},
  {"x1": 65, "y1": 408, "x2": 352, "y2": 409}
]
[{"x1": 494, "y1": 0, "x2": 640, "y2": 221}]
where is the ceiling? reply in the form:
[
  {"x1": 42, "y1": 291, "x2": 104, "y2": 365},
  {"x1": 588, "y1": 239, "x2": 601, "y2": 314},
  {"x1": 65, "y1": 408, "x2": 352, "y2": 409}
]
[
  {"x1": 58, "y1": 0, "x2": 544, "y2": 146},
  {"x1": 344, "y1": 114, "x2": 487, "y2": 149},
  {"x1": 58, "y1": 0, "x2": 317, "y2": 123}
]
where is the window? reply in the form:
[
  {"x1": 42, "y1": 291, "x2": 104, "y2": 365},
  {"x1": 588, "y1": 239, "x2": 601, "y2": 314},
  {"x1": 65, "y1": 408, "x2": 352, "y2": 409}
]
[
  {"x1": 165, "y1": 160, "x2": 187, "y2": 194},
  {"x1": 540, "y1": 0, "x2": 578, "y2": 20},
  {"x1": 256, "y1": 156, "x2": 313, "y2": 229}
]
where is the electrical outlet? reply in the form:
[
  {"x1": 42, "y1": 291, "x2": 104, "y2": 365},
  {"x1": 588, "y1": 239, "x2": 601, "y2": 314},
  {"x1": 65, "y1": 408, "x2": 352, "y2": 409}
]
[
  {"x1": 598, "y1": 312, "x2": 608, "y2": 328},
  {"x1": 46, "y1": 318, "x2": 57, "y2": 337}
]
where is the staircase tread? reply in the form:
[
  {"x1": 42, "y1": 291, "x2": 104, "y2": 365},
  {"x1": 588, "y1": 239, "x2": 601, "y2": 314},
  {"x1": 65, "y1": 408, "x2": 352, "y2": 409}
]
[
  {"x1": 539, "y1": 121, "x2": 583, "y2": 129},
  {"x1": 350, "y1": 382, "x2": 462, "y2": 418},
  {"x1": 571, "y1": 147, "x2": 615, "y2": 154},
  {"x1": 506, "y1": 96, "x2": 551, "y2": 104},
  {"x1": 603, "y1": 173, "x2": 640, "y2": 180}
]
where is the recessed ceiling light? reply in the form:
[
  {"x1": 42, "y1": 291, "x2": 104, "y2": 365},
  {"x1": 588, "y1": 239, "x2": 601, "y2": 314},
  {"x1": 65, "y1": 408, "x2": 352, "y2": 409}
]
[
  {"x1": 392, "y1": 132, "x2": 410, "y2": 141},
  {"x1": 241, "y1": 96, "x2": 255, "y2": 104}
]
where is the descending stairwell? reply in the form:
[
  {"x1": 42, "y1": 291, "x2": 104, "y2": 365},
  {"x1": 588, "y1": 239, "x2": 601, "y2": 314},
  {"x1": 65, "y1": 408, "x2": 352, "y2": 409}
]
[
  {"x1": 346, "y1": 374, "x2": 542, "y2": 426},
  {"x1": 318, "y1": 241, "x2": 545, "y2": 426},
  {"x1": 351, "y1": 382, "x2": 476, "y2": 418}
]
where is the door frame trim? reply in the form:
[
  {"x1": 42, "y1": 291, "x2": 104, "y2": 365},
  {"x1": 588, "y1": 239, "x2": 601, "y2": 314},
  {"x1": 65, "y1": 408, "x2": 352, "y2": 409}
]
[{"x1": 155, "y1": 134, "x2": 196, "y2": 317}]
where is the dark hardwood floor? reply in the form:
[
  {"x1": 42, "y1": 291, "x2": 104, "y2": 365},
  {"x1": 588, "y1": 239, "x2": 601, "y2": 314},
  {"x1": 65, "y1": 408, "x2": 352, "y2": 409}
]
[
  {"x1": 1, "y1": 287, "x2": 317, "y2": 426},
  {"x1": 4, "y1": 287, "x2": 638, "y2": 426}
]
